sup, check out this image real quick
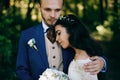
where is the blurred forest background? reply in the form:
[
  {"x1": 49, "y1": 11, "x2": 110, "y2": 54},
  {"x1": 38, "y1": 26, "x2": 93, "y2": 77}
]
[{"x1": 0, "y1": 0, "x2": 120, "y2": 80}]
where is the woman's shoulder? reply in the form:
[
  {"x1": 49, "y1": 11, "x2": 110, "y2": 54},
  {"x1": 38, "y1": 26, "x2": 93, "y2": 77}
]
[{"x1": 74, "y1": 58, "x2": 91, "y2": 63}]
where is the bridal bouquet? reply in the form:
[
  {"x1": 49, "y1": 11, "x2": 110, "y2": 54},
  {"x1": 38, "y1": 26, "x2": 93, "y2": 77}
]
[{"x1": 38, "y1": 68, "x2": 69, "y2": 80}]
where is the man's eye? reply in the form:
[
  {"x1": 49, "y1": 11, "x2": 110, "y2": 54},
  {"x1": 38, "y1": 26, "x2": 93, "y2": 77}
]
[
  {"x1": 55, "y1": 9, "x2": 61, "y2": 12},
  {"x1": 45, "y1": 8, "x2": 51, "y2": 12}
]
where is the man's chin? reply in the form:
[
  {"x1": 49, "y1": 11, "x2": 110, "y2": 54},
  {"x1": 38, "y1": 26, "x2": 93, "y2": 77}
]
[
  {"x1": 48, "y1": 23, "x2": 56, "y2": 26},
  {"x1": 50, "y1": 21, "x2": 57, "y2": 25}
]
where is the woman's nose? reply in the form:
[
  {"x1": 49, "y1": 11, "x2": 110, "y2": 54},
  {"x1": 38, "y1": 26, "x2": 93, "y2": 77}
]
[{"x1": 56, "y1": 35, "x2": 58, "y2": 41}]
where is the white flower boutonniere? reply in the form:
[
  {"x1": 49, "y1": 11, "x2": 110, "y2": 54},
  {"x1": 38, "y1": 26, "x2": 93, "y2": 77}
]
[{"x1": 28, "y1": 38, "x2": 38, "y2": 51}]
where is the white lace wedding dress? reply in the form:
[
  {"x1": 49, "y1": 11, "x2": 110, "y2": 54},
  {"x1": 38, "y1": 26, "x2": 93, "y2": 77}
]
[{"x1": 68, "y1": 58, "x2": 98, "y2": 80}]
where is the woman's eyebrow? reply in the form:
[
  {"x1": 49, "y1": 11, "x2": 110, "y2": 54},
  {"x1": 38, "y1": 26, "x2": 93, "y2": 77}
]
[{"x1": 55, "y1": 30, "x2": 60, "y2": 34}]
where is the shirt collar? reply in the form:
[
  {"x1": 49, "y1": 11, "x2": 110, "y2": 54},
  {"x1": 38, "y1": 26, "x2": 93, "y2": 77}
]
[{"x1": 42, "y1": 20, "x2": 49, "y2": 33}]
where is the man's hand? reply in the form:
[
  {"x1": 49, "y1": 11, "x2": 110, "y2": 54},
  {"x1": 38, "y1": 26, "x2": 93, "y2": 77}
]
[{"x1": 83, "y1": 56, "x2": 105, "y2": 75}]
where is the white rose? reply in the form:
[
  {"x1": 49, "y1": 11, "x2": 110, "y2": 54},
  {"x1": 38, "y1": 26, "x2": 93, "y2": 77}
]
[{"x1": 28, "y1": 38, "x2": 38, "y2": 51}]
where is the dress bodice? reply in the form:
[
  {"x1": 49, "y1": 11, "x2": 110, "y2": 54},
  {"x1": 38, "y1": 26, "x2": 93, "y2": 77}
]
[{"x1": 68, "y1": 58, "x2": 98, "y2": 80}]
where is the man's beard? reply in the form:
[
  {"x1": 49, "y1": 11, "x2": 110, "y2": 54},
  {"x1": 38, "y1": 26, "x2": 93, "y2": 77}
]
[{"x1": 41, "y1": 14, "x2": 57, "y2": 27}]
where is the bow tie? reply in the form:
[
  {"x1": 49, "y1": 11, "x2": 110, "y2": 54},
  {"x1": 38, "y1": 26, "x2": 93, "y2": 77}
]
[{"x1": 46, "y1": 27, "x2": 56, "y2": 43}]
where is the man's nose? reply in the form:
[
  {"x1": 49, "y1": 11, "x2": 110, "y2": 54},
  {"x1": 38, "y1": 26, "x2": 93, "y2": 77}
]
[{"x1": 50, "y1": 11, "x2": 55, "y2": 18}]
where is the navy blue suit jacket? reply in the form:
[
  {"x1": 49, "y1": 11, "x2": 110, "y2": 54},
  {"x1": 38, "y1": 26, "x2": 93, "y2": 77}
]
[{"x1": 16, "y1": 23, "x2": 75, "y2": 80}]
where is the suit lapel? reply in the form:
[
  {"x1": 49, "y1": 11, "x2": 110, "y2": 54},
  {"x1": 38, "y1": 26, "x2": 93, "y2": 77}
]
[{"x1": 34, "y1": 23, "x2": 49, "y2": 68}]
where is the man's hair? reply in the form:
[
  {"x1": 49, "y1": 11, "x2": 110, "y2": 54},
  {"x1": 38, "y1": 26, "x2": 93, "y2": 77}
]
[
  {"x1": 37, "y1": 0, "x2": 41, "y2": 4},
  {"x1": 38, "y1": 0, "x2": 64, "y2": 5}
]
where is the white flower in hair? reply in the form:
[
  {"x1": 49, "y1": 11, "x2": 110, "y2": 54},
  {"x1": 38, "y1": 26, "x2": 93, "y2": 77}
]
[
  {"x1": 28, "y1": 38, "x2": 38, "y2": 51},
  {"x1": 59, "y1": 15, "x2": 75, "y2": 22}
]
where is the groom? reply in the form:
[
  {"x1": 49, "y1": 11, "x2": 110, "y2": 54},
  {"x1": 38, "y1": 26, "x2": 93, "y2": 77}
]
[{"x1": 16, "y1": 0, "x2": 107, "y2": 80}]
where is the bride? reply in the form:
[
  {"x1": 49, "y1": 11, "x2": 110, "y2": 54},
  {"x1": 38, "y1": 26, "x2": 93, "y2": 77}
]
[{"x1": 55, "y1": 14, "x2": 104, "y2": 80}]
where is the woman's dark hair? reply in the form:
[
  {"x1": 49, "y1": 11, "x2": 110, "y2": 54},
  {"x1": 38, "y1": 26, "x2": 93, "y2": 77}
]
[{"x1": 55, "y1": 14, "x2": 103, "y2": 56}]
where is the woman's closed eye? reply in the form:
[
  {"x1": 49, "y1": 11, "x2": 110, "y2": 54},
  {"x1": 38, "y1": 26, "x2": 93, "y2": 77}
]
[
  {"x1": 56, "y1": 30, "x2": 61, "y2": 36},
  {"x1": 57, "y1": 32, "x2": 61, "y2": 36}
]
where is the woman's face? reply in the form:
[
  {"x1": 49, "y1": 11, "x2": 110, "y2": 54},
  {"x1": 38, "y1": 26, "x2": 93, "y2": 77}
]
[{"x1": 55, "y1": 25, "x2": 70, "y2": 48}]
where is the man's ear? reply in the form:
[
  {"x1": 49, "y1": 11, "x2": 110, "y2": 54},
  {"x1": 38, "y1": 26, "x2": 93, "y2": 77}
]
[
  {"x1": 38, "y1": 3, "x2": 41, "y2": 8},
  {"x1": 38, "y1": 3, "x2": 41, "y2": 10}
]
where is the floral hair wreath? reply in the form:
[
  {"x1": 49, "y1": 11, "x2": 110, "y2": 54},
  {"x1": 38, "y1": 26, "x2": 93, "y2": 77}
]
[{"x1": 59, "y1": 15, "x2": 75, "y2": 22}]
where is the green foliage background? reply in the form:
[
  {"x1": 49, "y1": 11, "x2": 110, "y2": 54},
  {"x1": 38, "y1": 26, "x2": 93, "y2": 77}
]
[{"x1": 0, "y1": 0, "x2": 120, "y2": 80}]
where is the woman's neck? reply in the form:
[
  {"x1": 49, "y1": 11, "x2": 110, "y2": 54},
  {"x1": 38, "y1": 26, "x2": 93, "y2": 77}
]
[{"x1": 74, "y1": 48, "x2": 90, "y2": 60}]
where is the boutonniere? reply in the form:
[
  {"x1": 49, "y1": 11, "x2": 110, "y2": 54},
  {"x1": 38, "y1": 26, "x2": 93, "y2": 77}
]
[{"x1": 28, "y1": 38, "x2": 38, "y2": 51}]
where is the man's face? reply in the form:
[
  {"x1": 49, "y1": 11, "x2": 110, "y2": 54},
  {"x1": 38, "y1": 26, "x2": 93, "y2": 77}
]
[{"x1": 39, "y1": 0, "x2": 63, "y2": 26}]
